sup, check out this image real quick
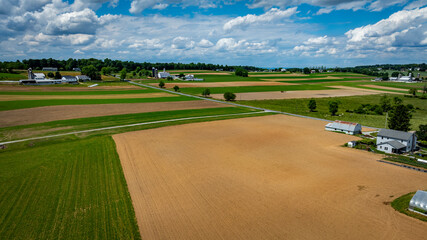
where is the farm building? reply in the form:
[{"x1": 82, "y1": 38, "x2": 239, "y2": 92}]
[
  {"x1": 158, "y1": 69, "x2": 171, "y2": 79},
  {"x1": 183, "y1": 75, "x2": 204, "y2": 81},
  {"x1": 42, "y1": 67, "x2": 58, "y2": 71},
  {"x1": 376, "y1": 129, "x2": 417, "y2": 154},
  {"x1": 33, "y1": 73, "x2": 45, "y2": 80},
  {"x1": 19, "y1": 79, "x2": 62, "y2": 85},
  {"x1": 325, "y1": 121, "x2": 362, "y2": 135},
  {"x1": 73, "y1": 68, "x2": 81, "y2": 71},
  {"x1": 76, "y1": 75, "x2": 91, "y2": 82},
  {"x1": 61, "y1": 75, "x2": 78, "y2": 84},
  {"x1": 409, "y1": 190, "x2": 427, "y2": 214}
]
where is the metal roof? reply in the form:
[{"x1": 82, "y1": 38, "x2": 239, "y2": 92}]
[
  {"x1": 377, "y1": 140, "x2": 406, "y2": 149},
  {"x1": 409, "y1": 190, "x2": 427, "y2": 212},
  {"x1": 325, "y1": 120, "x2": 360, "y2": 132},
  {"x1": 378, "y1": 129, "x2": 414, "y2": 141}
]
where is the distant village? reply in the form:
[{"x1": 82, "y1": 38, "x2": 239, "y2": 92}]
[{"x1": 20, "y1": 67, "x2": 90, "y2": 85}]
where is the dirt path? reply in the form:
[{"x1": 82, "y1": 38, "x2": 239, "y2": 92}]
[
  {"x1": 0, "y1": 100, "x2": 230, "y2": 127},
  {"x1": 114, "y1": 115, "x2": 427, "y2": 240},
  {"x1": 0, "y1": 92, "x2": 174, "y2": 101},
  {"x1": 150, "y1": 81, "x2": 297, "y2": 88}
]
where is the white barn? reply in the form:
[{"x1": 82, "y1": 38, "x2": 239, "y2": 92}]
[
  {"x1": 325, "y1": 121, "x2": 362, "y2": 135},
  {"x1": 76, "y1": 75, "x2": 91, "y2": 82},
  {"x1": 61, "y1": 75, "x2": 78, "y2": 84},
  {"x1": 158, "y1": 69, "x2": 171, "y2": 79},
  {"x1": 409, "y1": 190, "x2": 427, "y2": 214},
  {"x1": 376, "y1": 129, "x2": 417, "y2": 154}
]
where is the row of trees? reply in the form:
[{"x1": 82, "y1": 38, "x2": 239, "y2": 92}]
[{"x1": 0, "y1": 58, "x2": 263, "y2": 73}]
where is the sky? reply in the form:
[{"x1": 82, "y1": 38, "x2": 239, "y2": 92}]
[{"x1": 0, "y1": 0, "x2": 426, "y2": 68}]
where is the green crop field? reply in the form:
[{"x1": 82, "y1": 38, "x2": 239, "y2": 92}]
[
  {"x1": 0, "y1": 136, "x2": 141, "y2": 239},
  {"x1": 240, "y1": 94, "x2": 427, "y2": 129},
  {"x1": 0, "y1": 73, "x2": 24, "y2": 80}
]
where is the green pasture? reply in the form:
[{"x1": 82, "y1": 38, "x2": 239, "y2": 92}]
[
  {"x1": 0, "y1": 73, "x2": 24, "y2": 80},
  {"x1": 240, "y1": 94, "x2": 427, "y2": 129},
  {"x1": 0, "y1": 136, "x2": 142, "y2": 239}
]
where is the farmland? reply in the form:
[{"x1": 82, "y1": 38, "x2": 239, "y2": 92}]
[
  {"x1": 0, "y1": 69, "x2": 426, "y2": 239},
  {"x1": 114, "y1": 115, "x2": 427, "y2": 239}
]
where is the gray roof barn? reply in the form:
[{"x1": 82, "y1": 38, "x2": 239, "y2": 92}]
[
  {"x1": 377, "y1": 129, "x2": 414, "y2": 141},
  {"x1": 325, "y1": 121, "x2": 361, "y2": 133},
  {"x1": 409, "y1": 190, "x2": 427, "y2": 212}
]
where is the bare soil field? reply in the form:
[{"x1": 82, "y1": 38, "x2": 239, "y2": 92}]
[
  {"x1": 260, "y1": 76, "x2": 342, "y2": 81},
  {"x1": 0, "y1": 85, "x2": 143, "y2": 91},
  {"x1": 0, "y1": 100, "x2": 229, "y2": 127},
  {"x1": 210, "y1": 86, "x2": 403, "y2": 100},
  {"x1": 149, "y1": 81, "x2": 297, "y2": 88},
  {"x1": 0, "y1": 92, "x2": 174, "y2": 101},
  {"x1": 249, "y1": 73, "x2": 306, "y2": 77},
  {"x1": 114, "y1": 115, "x2": 427, "y2": 240},
  {"x1": 361, "y1": 85, "x2": 408, "y2": 91}
]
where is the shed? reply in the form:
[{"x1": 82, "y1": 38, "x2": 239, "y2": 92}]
[
  {"x1": 348, "y1": 141, "x2": 357, "y2": 148},
  {"x1": 325, "y1": 121, "x2": 362, "y2": 135},
  {"x1": 409, "y1": 190, "x2": 427, "y2": 213},
  {"x1": 76, "y1": 75, "x2": 91, "y2": 82},
  {"x1": 377, "y1": 141, "x2": 406, "y2": 154}
]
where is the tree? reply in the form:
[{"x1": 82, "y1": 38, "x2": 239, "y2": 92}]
[
  {"x1": 328, "y1": 100, "x2": 340, "y2": 116},
  {"x1": 202, "y1": 88, "x2": 210, "y2": 97},
  {"x1": 159, "y1": 80, "x2": 165, "y2": 88},
  {"x1": 303, "y1": 67, "x2": 310, "y2": 74},
  {"x1": 224, "y1": 92, "x2": 236, "y2": 101},
  {"x1": 379, "y1": 95, "x2": 392, "y2": 112},
  {"x1": 393, "y1": 96, "x2": 403, "y2": 105},
  {"x1": 47, "y1": 72, "x2": 54, "y2": 78},
  {"x1": 54, "y1": 71, "x2": 62, "y2": 79},
  {"x1": 416, "y1": 124, "x2": 427, "y2": 141},
  {"x1": 173, "y1": 85, "x2": 179, "y2": 92},
  {"x1": 167, "y1": 76, "x2": 173, "y2": 81},
  {"x1": 391, "y1": 72, "x2": 399, "y2": 77},
  {"x1": 101, "y1": 67, "x2": 112, "y2": 75},
  {"x1": 82, "y1": 65, "x2": 101, "y2": 80},
  {"x1": 308, "y1": 99, "x2": 316, "y2": 112},
  {"x1": 235, "y1": 68, "x2": 248, "y2": 77},
  {"x1": 120, "y1": 68, "x2": 127, "y2": 81},
  {"x1": 381, "y1": 72, "x2": 389, "y2": 80},
  {"x1": 423, "y1": 84, "x2": 427, "y2": 95},
  {"x1": 179, "y1": 73, "x2": 185, "y2": 78},
  {"x1": 409, "y1": 88, "x2": 417, "y2": 97},
  {"x1": 388, "y1": 104, "x2": 412, "y2": 131}
]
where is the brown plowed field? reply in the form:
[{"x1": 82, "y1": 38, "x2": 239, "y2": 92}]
[
  {"x1": 114, "y1": 115, "x2": 427, "y2": 240},
  {"x1": 0, "y1": 100, "x2": 229, "y2": 127},
  {"x1": 211, "y1": 86, "x2": 403, "y2": 100},
  {"x1": 0, "y1": 92, "x2": 174, "y2": 101},
  {"x1": 149, "y1": 81, "x2": 297, "y2": 88}
]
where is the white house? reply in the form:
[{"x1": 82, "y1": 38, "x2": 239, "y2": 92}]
[
  {"x1": 33, "y1": 73, "x2": 45, "y2": 80},
  {"x1": 76, "y1": 75, "x2": 91, "y2": 82},
  {"x1": 409, "y1": 190, "x2": 427, "y2": 214},
  {"x1": 376, "y1": 128, "x2": 417, "y2": 154},
  {"x1": 325, "y1": 121, "x2": 362, "y2": 135}
]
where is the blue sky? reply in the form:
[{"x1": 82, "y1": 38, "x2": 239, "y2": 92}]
[{"x1": 0, "y1": 0, "x2": 426, "y2": 67}]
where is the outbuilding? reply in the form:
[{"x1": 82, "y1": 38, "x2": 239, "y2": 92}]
[
  {"x1": 325, "y1": 120, "x2": 362, "y2": 135},
  {"x1": 61, "y1": 75, "x2": 78, "y2": 84},
  {"x1": 76, "y1": 75, "x2": 91, "y2": 82}
]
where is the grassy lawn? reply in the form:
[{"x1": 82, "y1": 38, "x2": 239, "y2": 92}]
[
  {"x1": 0, "y1": 96, "x2": 195, "y2": 111},
  {"x1": 0, "y1": 73, "x2": 24, "y2": 80},
  {"x1": 0, "y1": 136, "x2": 141, "y2": 239},
  {"x1": 240, "y1": 94, "x2": 427, "y2": 129},
  {"x1": 0, "y1": 89, "x2": 158, "y2": 95},
  {"x1": 180, "y1": 84, "x2": 332, "y2": 95},
  {"x1": 0, "y1": 107, "x2": 258, "y2": 142},
  {"x1": 391, "y1": 192, "x2": 427, "y2": 222}
]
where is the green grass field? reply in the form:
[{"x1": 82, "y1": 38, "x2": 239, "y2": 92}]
[
  {"x1": 179, "y1": 84, "x2": 332, "y2": 94},
  {"x1": 240, "y1": 94, "x2": 427, "y2": 129},
  {"x1": 0, "y1": 73, "x2": 24, "y2": 80},
  {"x1": 0, "y1": 136, "x2": 141, "y2": 239},
  {"x1": 391, "y1": 191, "x2": 427, "y2": 222}
]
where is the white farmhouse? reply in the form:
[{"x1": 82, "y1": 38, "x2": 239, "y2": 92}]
[
  {"x1": 325, "y1": 120, "x2": 362, "y2": 135},
  {"x1": 376, "y1": 128, "x2": 417, "y2": 154}
]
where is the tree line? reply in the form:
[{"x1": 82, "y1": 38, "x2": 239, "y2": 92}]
[{"x1": 0, "y1": 58, "x2": 263, "y2": 73}]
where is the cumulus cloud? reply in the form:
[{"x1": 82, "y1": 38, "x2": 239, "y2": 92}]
[
  {"x1": 223, "y1": 7, "x2": 298, "y2": 31},
  {"x1": 45, "y1": 9, "x2": 102, "y2": 35},
  {"x1": 404, "y1": 0, "x2": 427, "y2": 9},
  {"x1": 292, "y1": 35, "x2": 341, "y2": 57},
  {"x1": 129, "y1": 0, "x2": 224, "y2": 13},
  {"x1": 198, "y1": 39, "x2": 214, "y2": 48},
  {"x1": 171, "y1": 36, "x2": 195, "y2": 49},
  {"x1": 129, "y1": 38, "x2": 164, "y2": 49},
  {"x1": 345, "y1": 7, "x2": 427, "y2": 50}
]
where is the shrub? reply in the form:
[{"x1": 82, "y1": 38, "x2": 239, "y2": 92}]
[
  {"x1": 224, "y1": 92, "x2": 236, "y2": 101},
  {"x1": 173, "y1": 85, "x2": 179, "y2": 92},
  {"x1": 159, "y1": 81, "x2": 165, "y2": 88},
  {"x1": 202, "y1": 88, "x2": 211, "y2": 97}
]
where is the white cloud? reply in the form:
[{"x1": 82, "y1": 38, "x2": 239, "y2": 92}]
[
  {"x1": 74, "y1": 49, "x2": 84, "y2": 54},
  {"x1": 129, "y1": 39, "x2": 164, "y2": 49},
  {"x1": 404, "y1": 0, "x2": 427, "y2": 9},
  {"x1": 198, "y1": 39, "x2": 214, "y2": 48},
  {"x1": 129, "y1": 0, "x2": 223, "y2": 13},
  {"x1": 223, "y1": 7, "x2": 298, "y2": 31},
  {"x1": 346, "y1": 7, "x2": 427, "y2": 49},
  {"x1": 171, "y1": 36, "x2": 195, "y2": 49}
]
